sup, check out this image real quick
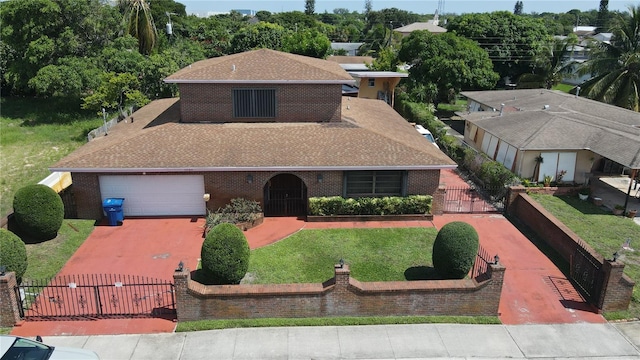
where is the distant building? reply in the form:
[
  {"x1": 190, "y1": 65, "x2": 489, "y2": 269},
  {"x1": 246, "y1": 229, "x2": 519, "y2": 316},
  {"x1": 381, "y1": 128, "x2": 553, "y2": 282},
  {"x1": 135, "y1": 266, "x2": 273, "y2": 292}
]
[
  {"x1": 394, "y1": 22, "x2": 447, "y2": 37},
  {"x1": 330, "y1": 43, "x2": 364, "y2": 56},
  {"x1": 232, "y1": 9, "x2": 257, "y2": 16}
]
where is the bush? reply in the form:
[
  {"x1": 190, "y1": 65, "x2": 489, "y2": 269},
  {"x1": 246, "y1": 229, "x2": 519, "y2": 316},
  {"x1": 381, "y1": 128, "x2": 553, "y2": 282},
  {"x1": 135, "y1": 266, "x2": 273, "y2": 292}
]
[
  {"x1": 200, "y1": 223, "x2": 250, "y2": 284},
  {"x1": 13, "y1": 184, "x2": 64, "y2": 240},
  {"x1": 205, "y1": 198, "x2": 262, "y2": 232},
  {"x1": 432, "y1": 221, "x2": 479, "y2": 279},
  {"x1": 308, "y1": 195, "x2": 431, "y2": 216},
  {"x1": 0, "y1": 229, "x2": 28, "y2": 282}
]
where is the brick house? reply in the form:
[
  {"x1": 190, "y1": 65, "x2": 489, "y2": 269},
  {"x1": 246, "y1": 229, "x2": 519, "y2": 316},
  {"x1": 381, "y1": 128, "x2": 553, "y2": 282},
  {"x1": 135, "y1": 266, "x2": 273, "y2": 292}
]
[{"x1": 51, "y1": 49, "x2": 456, "y2": 219}]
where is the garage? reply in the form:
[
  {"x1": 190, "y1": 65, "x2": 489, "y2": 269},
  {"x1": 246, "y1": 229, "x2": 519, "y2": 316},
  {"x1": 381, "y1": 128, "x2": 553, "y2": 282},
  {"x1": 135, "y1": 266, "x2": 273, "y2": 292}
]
[{"x1": 99, "y1": 175, "x2": 206, "y2": 216}]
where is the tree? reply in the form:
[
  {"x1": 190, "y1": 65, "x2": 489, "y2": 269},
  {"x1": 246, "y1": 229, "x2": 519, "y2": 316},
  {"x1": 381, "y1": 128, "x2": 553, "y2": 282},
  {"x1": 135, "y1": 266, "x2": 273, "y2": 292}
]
[
  {"x1": 82, "y1": 72, "x2": 150, "y2": 114},
  {"x1": 119, "y1": 0, "x2": 157, "y2": 55},
  {"x1": 229, "y1": 22, "x2": 286, "y2": 54},
  {"x1": 398, "y1": 31, "x2": 499, "y2": 105},
  {"x1": 283, "y1": 29, "x2": 331, "y2": 58},
  {"x1": 520, "y1": 35, "x2": 578, "y2": 89},
  {"x1": 514, "y1": 1, "x2": 523, "y2": 15},
  {"x1": 580, "y1": 5, "x2": 640, "y2": 111},
  {"x1": 596, "y1": 0, "x2": 609, "y2": 32},
  {"x1": 0, "y1": 0, "x2": 119, "y2": 95},
  {"x1": 447, "y1": 11, "x2": 550, "y2": 83},
  {"x1": 305, "y1": 0, "x2": 315, "y2": 16},
  {"x1": 369, "y1": 46, "x2": 399, "y2": 71}
]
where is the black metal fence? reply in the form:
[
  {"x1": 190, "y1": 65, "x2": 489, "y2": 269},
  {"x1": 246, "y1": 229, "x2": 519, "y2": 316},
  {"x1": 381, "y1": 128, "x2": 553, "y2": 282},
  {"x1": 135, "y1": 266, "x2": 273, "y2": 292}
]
[
  {"x1": 471, "y1": 245, "x2": 494, "y2": 282},
  {"x1": 15, "y1": 274, "x2": 175, "y2": 320},
  {"x1": 444, "y1": 186, "x2": 505, "y2": 213},
  {"x1": 570, "y1": 245, "x2": 604, "y2": 304}
]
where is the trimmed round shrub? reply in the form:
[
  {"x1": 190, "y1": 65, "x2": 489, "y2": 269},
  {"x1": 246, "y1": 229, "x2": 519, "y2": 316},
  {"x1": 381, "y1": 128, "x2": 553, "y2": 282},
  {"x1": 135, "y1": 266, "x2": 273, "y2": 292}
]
[
  {"x1": 13, "y1": 184, "x2": 64, "y2": 240},
  {"x1": 432, "y1": 221, "x2": 479, "y2": 279},
  {"x1": 0, "y1": 229, "x2": 28, "y2": 282},
  {"x1": 200, "y1": 223, "x2": 250, "y2": 284}
]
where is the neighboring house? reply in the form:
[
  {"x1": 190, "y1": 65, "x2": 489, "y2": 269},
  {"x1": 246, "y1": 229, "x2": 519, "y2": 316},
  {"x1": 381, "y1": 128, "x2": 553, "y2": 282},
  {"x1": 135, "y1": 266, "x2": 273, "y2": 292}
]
[
  {"x1": 51, "y1": 49, "x2": 455, "y2": 220},
  {"x1": 459, "y1": 89, "x2": 640, "y2": 184},
  {"x1": 330, "y1": 42, "x2": 364, "y2": 56},
  {"x1": 326, "y1": 56, "x2": 408, "y2": 106},
  {"x1": 348, "y1": 71, "x2": 408, "y2": 106},
  {"x1": 394, "y1": 22, "x2": 447, "y2": 36}
]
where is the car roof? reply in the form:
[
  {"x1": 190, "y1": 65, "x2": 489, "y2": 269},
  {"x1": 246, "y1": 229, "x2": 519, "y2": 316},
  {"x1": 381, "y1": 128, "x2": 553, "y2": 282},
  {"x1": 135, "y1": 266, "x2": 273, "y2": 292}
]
[{"x1": 0, "y1": 335, "x2": 19, "y2": 356}]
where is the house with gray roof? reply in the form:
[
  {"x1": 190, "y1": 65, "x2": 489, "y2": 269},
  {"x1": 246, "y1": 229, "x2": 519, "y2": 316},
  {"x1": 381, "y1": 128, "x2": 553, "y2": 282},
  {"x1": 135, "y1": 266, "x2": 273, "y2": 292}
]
[
  {"x1": 52, "y1": 49, "x2": 455, "y2": 220},
  {"x1": 459, "y1": 89, "x2": 640, "y2": 184}
]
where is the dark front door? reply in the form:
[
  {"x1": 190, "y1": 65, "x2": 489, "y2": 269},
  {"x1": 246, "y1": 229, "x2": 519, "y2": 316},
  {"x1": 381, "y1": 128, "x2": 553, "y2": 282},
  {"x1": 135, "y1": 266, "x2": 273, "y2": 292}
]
[{"x1": 264, "y1": 174, "x2": 307, "y2": 216}]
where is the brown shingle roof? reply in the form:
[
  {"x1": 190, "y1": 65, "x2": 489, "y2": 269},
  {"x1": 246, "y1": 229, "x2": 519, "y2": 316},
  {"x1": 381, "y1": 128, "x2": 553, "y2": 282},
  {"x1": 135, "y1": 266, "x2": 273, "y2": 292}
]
[
  {"x1": 51, "y1": 97, "x2": 455, "y2": 172},
  {"x1": 165, "y1": 49, "x2": 355, "y2": 83}
]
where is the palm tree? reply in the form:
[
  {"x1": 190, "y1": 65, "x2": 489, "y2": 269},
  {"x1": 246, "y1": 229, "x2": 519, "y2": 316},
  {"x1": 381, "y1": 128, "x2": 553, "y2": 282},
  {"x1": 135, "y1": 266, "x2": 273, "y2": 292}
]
[
  {"x1": 535, "y1": 35, "x2": 579, "y2": 89},
  {"x1": 119, "y1": 0, "x2": 157, "y2": 55},
  {"x1": 579, "y1": 5, "x2": 640, "y2": 112}
]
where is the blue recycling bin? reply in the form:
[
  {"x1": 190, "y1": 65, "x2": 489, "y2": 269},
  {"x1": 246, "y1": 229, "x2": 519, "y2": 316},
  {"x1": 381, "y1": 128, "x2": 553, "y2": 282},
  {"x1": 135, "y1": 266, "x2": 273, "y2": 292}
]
[{"x1": 103, "y1": 198, "x2": 125, "y2": 226}]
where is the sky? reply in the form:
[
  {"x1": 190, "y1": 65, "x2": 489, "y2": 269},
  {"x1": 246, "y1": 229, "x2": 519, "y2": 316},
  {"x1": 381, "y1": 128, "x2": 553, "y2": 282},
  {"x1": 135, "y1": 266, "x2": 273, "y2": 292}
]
[{"x1": 179, "y1": 0, "x2": 633, "y2": 17}]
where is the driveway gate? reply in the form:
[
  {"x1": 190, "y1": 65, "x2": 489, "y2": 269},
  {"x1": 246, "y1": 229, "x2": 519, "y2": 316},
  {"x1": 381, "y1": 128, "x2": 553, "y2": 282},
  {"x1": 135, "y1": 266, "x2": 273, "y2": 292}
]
[
  {"x1": 443, "y1": 186, "x2": 505, "y2": 213},
  {"x1": 14, "y1": 274, "x2": 175, "y2": 320},
  {"x1": 570, "y1": 245, "x2": 604, "y2": 305}
]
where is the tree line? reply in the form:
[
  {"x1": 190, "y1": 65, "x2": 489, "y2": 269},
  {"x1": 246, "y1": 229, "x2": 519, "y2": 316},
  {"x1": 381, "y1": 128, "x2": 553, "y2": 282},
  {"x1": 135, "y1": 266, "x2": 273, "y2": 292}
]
[{"x1": 1, "y1": 0, "x2": 637, "y2": 114}]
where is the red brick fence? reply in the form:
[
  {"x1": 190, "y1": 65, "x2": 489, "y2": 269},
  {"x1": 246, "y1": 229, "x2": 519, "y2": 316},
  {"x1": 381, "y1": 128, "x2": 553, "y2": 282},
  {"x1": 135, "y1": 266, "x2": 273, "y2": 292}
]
[{"x1": 172, "y1": 263, "x2": 505, "y2": 322}]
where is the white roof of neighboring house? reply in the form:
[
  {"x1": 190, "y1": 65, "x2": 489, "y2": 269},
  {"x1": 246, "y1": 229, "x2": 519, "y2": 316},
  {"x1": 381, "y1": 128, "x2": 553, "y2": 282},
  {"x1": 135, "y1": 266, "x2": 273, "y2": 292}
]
[
  {"x1": 394, "y1": 22, "x2": 447, "y2": 34},
  {"x1": 573, "y1": 26, "x2": 597, "y2": 35},
  {"x1": 330, "y1": 42, "x2": 364, "y2": 52},
  {"x1": 349, "y1": 71, "x2": 409, "y2": 78},
  {"x1": 593, "y1": 32, "x2": 613, "y2": 43}
]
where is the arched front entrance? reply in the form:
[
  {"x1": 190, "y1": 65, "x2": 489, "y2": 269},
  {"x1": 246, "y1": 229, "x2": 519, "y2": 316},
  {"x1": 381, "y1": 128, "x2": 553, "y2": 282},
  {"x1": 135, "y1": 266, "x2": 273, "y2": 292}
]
[{"x1": 263, "y1": 174, "x2": 307, "y2": 217}]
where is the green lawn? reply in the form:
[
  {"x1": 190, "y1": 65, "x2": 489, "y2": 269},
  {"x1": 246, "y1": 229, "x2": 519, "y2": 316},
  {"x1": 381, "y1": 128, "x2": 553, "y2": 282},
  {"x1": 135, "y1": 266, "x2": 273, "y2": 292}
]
[
  {"x1": 0, "y1": 97, "x2": 102, "y2": 218},
  {"x1": 529, "y1": 193, "x2": 640, "y2": 320},
  {"x1": 551, "y1": 83, "x2": 575, "y2": 93},
  {"x1": 244, "y1": 227, "x2": 438, "y2": 284},
  {"x1": 21, "y1": 219, "x2": 95, "y2": 281}
]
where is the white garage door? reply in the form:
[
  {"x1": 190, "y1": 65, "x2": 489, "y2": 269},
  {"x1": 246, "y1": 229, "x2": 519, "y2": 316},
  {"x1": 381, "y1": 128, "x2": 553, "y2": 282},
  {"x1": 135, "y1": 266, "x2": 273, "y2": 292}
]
[{"x1": 99, "y1": 175, "x2": 205, "y2": 216}]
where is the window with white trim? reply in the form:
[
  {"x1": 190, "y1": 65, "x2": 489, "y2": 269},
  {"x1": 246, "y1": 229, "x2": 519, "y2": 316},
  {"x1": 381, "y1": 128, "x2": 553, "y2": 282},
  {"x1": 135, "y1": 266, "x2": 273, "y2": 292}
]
[
  {"x1": 344, "y1": 171, "x2": 406, "y2": 197},
  {"x1": 233, "y1": 89, "x2": 276, "y2": 118},
  {"x1": 368, "y1": 78, "x2": 375, "y2": 87}
]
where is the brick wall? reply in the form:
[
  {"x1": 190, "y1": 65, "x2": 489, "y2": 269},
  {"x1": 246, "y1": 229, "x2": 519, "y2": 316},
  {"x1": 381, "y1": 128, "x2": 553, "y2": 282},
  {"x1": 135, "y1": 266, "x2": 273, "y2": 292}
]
[
  {"x1": 173, "y1": 263, "x2": 505, "y2": 321},
  {"x1": 506, "y1": 190, "x2": 635, "y2": 311},
  {"x1": 70, "y1": 170, "x2": 441, "y2": 220},
  {"x1": 179, "y1": 84, "x2": 342, "y2": 123},
  {"x1": 0, "y1": 272, "x2": 21, "y2": 327}
]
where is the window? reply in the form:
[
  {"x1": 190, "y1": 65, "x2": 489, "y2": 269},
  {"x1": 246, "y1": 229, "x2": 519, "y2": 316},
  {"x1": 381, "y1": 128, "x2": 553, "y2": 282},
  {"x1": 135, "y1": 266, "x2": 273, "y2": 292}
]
[
  {"x1": 368, "y1": 78, "x2": 375, "y2": 87},
  {"x1": 344, "y1": 171, "x2": 405, "y2": 197},
  {"x1": 233, "y1": 89, "x2": 276, "y2": 118}
]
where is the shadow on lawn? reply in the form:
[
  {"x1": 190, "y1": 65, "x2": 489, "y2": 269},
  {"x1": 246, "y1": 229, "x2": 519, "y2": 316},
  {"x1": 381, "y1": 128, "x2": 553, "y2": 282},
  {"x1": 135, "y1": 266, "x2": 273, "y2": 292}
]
[{"x1": 404, "y1": 266, "x2": 442, "y2": 280}]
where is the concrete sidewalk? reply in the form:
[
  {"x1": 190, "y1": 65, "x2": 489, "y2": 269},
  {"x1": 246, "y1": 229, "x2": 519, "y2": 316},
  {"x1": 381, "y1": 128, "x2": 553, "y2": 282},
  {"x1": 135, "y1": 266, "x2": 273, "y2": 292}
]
[{"x1": 43, "y1": 322, "x2": 640, "y2": 360}]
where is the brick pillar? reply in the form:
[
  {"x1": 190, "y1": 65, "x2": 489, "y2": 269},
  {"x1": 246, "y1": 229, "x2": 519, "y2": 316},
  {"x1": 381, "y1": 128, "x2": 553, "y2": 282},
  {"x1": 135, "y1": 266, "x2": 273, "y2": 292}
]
[
  {"x1": 0, "y1": 272, "x2": 21, "y2": 327},
  {"x1": 173, "y1": 267, "x2": 190, "y2": 322},
  {"x1": 487, "y1": 263, "x2": 506, "y2": 315},
  {"x1": 432, "y1": 185, "x2": 446, "y2": 215},
  {"x1": 506, "y1": 186, "x2": 526, "y2": 215},
  {"x1": 598, "y1": 260, "x2": 634, "y2": 311},
  {"x1": 334, "y1": 264, "x2": 350, "y2": 291}
]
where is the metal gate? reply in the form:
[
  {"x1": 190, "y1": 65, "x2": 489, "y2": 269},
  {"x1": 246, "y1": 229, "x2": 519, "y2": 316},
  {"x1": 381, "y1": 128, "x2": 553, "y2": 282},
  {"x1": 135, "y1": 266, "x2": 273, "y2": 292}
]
[
  {"x1": 443, "y1": 186, "x2": 505, "y2": 213},
  {"x1": 264, "y1": 174, "x2": 307, "y2": 216},
  {"x1": 14, "y1": 274, "x2": 175, "y2": 320},
  {"x1": 570, "y1": 245, "x2": 604, "y2": 304}
]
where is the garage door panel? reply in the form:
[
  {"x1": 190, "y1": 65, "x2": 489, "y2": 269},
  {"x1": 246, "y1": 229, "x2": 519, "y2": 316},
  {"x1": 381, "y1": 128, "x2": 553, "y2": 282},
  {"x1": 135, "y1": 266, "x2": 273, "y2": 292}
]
[{"x1": 99, "y1": 175, "x2": 205, "y2": 216}]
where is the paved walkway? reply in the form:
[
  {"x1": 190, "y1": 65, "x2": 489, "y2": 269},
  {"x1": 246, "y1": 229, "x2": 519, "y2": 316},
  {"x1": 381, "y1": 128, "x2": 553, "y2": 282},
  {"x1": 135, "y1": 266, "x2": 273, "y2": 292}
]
[{"x1": 42, "y1": 322, "x2": 640, "y2": 360}]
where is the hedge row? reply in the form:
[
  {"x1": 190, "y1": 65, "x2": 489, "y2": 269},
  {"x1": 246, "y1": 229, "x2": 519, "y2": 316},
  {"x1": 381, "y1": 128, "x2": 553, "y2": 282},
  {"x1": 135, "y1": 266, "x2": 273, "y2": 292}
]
[{"x1": 308, "y1": 195, "x2": 431, "y2": 216}]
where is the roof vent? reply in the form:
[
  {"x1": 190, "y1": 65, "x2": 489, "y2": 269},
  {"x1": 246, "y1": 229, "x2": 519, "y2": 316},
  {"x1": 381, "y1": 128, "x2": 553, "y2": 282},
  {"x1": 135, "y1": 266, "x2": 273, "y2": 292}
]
[
  {"x1": 543, "y1": 105, "x2": 550, "y2": 110},
  {"x1": 499, "y1": 103, "x2": 505, "y2": 116},
  {"x1": 232, "y1": 64, "x2": 236, "y2": 72},
  {"x1": 347, "y1": 105, "x2": 350, "y2": 110}
]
